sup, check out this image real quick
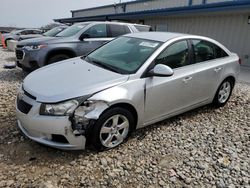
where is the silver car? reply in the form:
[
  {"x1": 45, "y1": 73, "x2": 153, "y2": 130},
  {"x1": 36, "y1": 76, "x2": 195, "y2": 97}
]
[{"x1": 16, "y1": 32, "x2": 240, "y2": 150}]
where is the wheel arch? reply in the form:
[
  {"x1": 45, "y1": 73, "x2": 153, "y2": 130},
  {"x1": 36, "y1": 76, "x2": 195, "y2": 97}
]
[
  {"x1": 212, "y1": 75, "x2": 236, "y2": 107},
  {"x1": 108, "y1": 102, "x2": 138, "y2": 131},
  {"x1": 221, "y1": 75, "x2": 236, "y2": 88},
  {"x1": 214, "y1": 75, "x2": 236, "y2": 98},
  {"x1": 45, "y1": 48, "x2": 77, "y2": 65}
]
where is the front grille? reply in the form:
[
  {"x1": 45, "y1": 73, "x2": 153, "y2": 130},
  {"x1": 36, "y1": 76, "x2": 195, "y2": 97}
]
[
  {"x1": 16, "y1": 49, "x2": 24, "y2": 60},
  {"x1": 16, "y1": 45, "x2": 24, "y2": 48},
  {"x1": 17, "y1": 99, "x2": 32, "y2": 114}
]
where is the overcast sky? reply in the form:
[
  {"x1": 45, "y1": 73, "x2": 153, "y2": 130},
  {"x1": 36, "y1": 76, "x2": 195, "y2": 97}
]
[{"x1": 0, "y1": 0, "x2": 133, "y2": 28}]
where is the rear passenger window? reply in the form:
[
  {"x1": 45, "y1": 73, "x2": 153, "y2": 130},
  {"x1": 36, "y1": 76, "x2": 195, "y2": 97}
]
[
  {"x1": 20, "y1": 31, "x2": 28, "y2": 35},
  {"x1": 134, "y1": 25, "x2": 151, "y2": 32},
  {"x1": 84, "y1": 24, "x2": 107, "y2": 38},
  {"x1": 214, "y1": 44, "x2": 228, "y2": 58},
  {"x1": 27, "y1": 30, "x2": 34, "y2": 34},
  {"x1": 33, "y1": 30, "x2": 42, "y2": 34},
  {"x1": 192, "y1": 40, "x2": 215, "y2": 63},
  {"x1": 192, "y1": 40, "x2": 228, "y2": 63},
  {"x1": 109, "y1": 24, "x2": 130, "y2": 37},
  {"x1": 155, "y1": 40, "x2": 189, "y2": 69}
]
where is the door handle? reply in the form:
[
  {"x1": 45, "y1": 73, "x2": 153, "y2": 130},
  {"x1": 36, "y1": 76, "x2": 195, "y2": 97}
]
[
  {"x1": 214, "y1": 67, "x2": 222, "y2": 72},
  {"x1": 183, "y1": 76, "x2": 192, "y2": 83}
]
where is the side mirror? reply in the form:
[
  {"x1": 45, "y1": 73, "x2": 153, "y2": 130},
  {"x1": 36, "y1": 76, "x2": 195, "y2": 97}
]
[
  {"x1": 79, "y1": 33, "x2": 90, "y2": 40},
  {"x1": 148, "y1": 64, "x2": 174, "y2": 77}
]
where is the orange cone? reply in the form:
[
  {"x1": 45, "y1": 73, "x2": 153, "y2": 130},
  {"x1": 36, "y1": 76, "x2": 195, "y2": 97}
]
[{"x1": 1, "y1": 33, "x2": 6, "y2": 48}]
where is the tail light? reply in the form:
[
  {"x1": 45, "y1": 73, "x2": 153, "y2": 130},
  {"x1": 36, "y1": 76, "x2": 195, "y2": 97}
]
[{"x1": 238, "y1": 58, "x2": 242, "y2": 65}]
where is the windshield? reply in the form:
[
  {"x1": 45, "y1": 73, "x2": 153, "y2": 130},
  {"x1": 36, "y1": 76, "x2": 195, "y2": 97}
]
[
  {"x1": 43, "y1": 27, "x2": 65, "y2": 37},
  {"x1": 56, "y1": 24, "x2": 88, "y2": 37},
  {"x1": 86, "y1": 36, "x2": 162, "y2": 74},
  {"x1": 11, "y1": 30, "x2": 21, "y2": 34}
]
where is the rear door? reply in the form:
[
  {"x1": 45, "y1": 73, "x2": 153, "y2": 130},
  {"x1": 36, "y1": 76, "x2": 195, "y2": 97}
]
[
  {"x1": 107, "y1": 24, "x2": 131, "y2": 37},
  {"x1": 77, "y1": 24, "x2": 110, "y2": 55},
  {"x1": 190, "y1": 39, "x2": 229, "y2": 103}
]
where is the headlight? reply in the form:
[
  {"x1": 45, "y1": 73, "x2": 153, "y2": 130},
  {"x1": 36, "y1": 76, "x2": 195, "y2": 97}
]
[
  {"x1": 23, "y1": 44, "x2": 47, "y2": 51},
  {"x1": 40, "y1": 99, "x2": 79, "y2": 116}
]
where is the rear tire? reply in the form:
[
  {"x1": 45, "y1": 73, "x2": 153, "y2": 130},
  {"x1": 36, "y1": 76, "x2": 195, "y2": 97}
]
[
  {"x1": 212, "y1": 78, "x2": 234, "y2": 107},
  {"x1": 47, "y1": 54, "x2": 70, "y2": 65},
  {"x1": 89, "y1": 107, "x2": 135, "y2": 151}
]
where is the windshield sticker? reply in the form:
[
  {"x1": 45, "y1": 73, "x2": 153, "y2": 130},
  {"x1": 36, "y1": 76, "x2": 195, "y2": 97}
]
[{"x1": 139, "y1": 42, "x2": 159, "y2": 48}]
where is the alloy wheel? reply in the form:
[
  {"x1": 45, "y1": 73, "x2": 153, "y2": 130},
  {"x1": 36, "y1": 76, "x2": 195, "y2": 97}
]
[
  {"x1": 218, "y1": 81, "x2": 231, "y2": 103},
  {"x1": 99, "y1": 114, "x2": 129, "y2": 148}
]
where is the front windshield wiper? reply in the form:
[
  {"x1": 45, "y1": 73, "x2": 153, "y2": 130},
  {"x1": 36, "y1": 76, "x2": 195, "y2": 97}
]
[{"x1": 83, "y1": 57, "x2": 123, "y2": 74}]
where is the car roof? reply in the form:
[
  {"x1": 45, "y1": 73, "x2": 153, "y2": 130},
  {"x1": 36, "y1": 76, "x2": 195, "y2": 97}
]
[
  {"x1": 14, "y1": 29, "x2": 42, "y2": 33},
  {"x1": 74, "y1": 21, "x2": 150, "y2": 27},
  {"x1": 125, "y1": 32, "x2": 191, "y2": 42},
  {"x1": 56, "y1": 25, "x2": 68, "y2": 28}
]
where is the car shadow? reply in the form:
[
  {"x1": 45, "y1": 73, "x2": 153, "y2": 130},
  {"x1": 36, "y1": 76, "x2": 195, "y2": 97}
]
[
  {"x1": 130, "y1": 104, "x2": 215, "y2": 141},
  {"x1": 0, "y1": 103, "x2": 217, "y2": 166},
  {"x1": 5, "y1": 56, "x2": 16, "y2": 62},
  {"x1": 0, "y1": 68, "x2": 26, "y2": 82}
]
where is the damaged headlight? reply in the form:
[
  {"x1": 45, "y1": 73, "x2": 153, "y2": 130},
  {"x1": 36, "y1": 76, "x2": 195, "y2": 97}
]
[
  {"x1": 74, "y1": 100, "x2": 108, "y2": 124},
  {"x1": 40, "y1": 100, "x2": 79, "y2": 116},
  {"x1": 73, "y1": 100, "x2": 97, "y2": 123}
]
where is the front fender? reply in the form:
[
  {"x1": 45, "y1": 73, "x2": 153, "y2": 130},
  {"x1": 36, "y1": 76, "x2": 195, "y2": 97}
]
[{"x1": 86, "y1": 81, "x2": 145, "y2": 128}]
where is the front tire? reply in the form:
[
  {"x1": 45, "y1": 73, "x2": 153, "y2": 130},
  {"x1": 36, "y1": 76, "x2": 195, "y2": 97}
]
[
  {"x1": 90, "y1": 107, "x2": 135, "y2": 151},
  {"x1": 212, "y1": 78, "x2": 233, "y2": 107}
]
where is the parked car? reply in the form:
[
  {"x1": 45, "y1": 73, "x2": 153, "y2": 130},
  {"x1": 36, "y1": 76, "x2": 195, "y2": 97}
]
[
  {"x1": 6, "y1": 26, "x2": 68, "y2": 52},
  {"x1": 16, "y1": 32, "x2": 240, "y2": 150},
  {"x1": 18, "y1": 26, "x2": 68, "y2": 41},
  {"x1": 0, "y1": 30, "x2": 9, "y2": 34},
  {"x1": 1, "y1": 29, "x2": 43, "y2": 47},
  {"x1": 15, "y1": 21, "x2": 151, "y2": 71}
]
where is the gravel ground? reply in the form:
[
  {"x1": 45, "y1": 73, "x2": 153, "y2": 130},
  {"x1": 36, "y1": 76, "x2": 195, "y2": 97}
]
[{"x1": 0, "y1": 49, "x2": 249, "y2": 188}]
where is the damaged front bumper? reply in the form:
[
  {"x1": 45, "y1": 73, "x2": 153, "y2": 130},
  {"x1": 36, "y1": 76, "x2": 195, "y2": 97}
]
[
  {"x1": 17, "y1": 120, "x2": 85, "y2": 150},
  {"x1": 15, "y1": 89, "x2": 111, "y2": 150},
  {"x1": 16, "y1": 94, "x2": 87, "y2": 150}
]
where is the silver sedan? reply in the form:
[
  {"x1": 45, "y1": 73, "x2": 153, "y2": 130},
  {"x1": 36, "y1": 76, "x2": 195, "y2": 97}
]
[{"x1": 16, "y1": 32, "x2": 240, "y2": 150}]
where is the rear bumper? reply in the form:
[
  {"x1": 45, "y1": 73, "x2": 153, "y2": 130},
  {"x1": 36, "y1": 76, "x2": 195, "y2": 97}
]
[
  {"x1": 7, "y1": 40, "x2": 17, "y2": 51},
  {"x1": 16, "y1": 93, "x2": 86, "y2": 150}
]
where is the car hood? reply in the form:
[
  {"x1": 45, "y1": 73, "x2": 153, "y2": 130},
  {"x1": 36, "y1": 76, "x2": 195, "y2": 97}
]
[
  {"x1": 17, "y1": 37, "x2": 56, "y2": 46},
  {"x1": 23, "y1": 57, "x2": 129, "y2": 103},
  {"x1": 19, "y1": 34, "x2": 43, "y2": 40}
]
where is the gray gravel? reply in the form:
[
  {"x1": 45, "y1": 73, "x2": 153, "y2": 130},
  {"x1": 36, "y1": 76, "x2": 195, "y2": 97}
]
[{"x1": 0, "y1": 49, "x2": 249, "y2": 188}]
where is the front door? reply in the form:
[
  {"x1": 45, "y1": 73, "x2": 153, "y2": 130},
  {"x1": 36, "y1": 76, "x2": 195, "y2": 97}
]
[
  {"x1": 76, "y1": 24, "x2": 112, "y2": 55},
  {"x1": 144, "y1": 40, "x2": 196, "y2": 123}
]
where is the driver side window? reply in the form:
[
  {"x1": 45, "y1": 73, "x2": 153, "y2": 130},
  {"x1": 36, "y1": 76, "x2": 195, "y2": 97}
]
[
  {"x1": 84, "y1": 24, "x2": 107, "y2": 38},
  {"x1": 155, "y1": 40, "x2": 190, "y2": 69},
  {"x1": 20, "y1": 31, "x2": 28, "y2": 35}
]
